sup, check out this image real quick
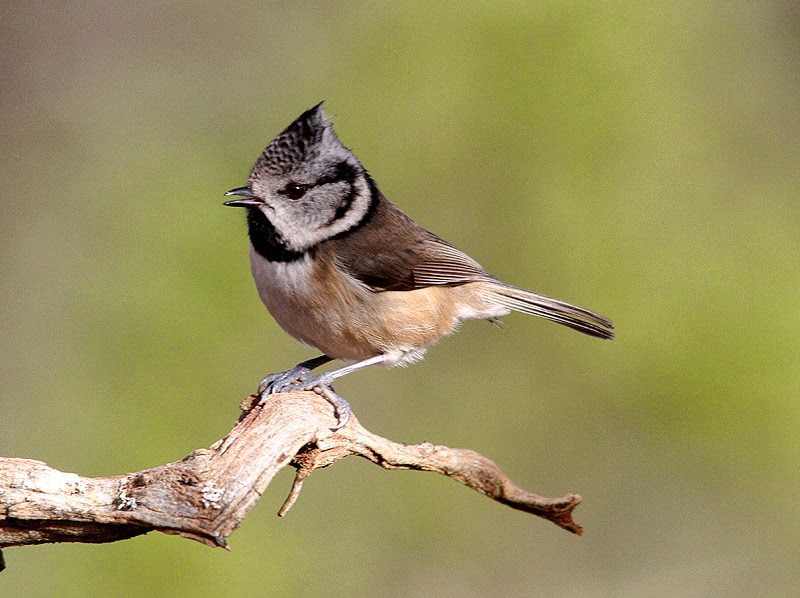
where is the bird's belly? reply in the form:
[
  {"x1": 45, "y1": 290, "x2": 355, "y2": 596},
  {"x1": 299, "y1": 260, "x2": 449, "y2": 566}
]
[{"x1": 250, "y1": 249, "x2": 466, "y2": 365}]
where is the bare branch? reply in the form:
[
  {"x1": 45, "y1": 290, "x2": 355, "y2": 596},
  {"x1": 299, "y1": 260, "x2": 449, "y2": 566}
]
[{"x1": 0, "y1": 391, "x2": 582, "y2": 566}]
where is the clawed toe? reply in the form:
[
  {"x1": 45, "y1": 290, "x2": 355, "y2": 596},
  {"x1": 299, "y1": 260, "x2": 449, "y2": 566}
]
[
  {"x1": 258, "y1": 366, "x2": 314, "y2": 395},
  {"x1": 312, "y1": 386, "x2": 351, "y2": 430}
]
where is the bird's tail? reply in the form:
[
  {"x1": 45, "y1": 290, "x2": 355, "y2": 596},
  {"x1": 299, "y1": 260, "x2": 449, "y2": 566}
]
[{"x1": 485, "y1": 283, "x2": 615, "y2": 340}]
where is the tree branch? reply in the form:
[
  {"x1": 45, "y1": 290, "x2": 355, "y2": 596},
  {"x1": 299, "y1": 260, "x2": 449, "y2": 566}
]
[{"x1": 0, "y1": 391, "x2": 582, "y2": 570}]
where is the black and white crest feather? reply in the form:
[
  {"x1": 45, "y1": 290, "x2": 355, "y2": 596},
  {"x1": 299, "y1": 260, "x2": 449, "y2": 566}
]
[{"x1": 250, "y1": 102, "x2": 329, "y2": 178}]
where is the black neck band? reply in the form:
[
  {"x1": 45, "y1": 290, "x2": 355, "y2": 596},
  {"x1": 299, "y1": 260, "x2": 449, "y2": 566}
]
[{"x1": 246, "y1": 208, "x2": 306, "y2": 263}]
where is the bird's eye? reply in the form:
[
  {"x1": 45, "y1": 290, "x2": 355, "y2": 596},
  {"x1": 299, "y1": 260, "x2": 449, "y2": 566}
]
[{"x1": 282, "y1": 182, "x2": 308, "y2": 200}]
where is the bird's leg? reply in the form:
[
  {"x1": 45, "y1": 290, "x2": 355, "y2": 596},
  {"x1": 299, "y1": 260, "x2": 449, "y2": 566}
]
[
  {"x1": 259, "y1": 354, "x2": 387, "y2": 430},
  {"x1": 300, "y1": 354, "x2": 387, "y2": 390}
]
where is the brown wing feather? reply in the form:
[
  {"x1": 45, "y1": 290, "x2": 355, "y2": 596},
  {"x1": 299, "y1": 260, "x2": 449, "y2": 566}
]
[{"x1": 326, "y1": 194, "x2": 490, "y2": 292}]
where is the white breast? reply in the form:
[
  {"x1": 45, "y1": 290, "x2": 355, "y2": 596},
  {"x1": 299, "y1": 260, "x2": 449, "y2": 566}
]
[
  {"x1": 250, "y1": 246, "x2": 315, "y2": 296},
  {"x1": 249, "y1": 246, "x2": 316, "y2": 338}
]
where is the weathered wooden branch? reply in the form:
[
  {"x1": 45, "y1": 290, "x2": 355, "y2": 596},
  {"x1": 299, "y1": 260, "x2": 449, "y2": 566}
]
[{"x1": 0, "y1": 391, "x2": 582, "y2": 571}]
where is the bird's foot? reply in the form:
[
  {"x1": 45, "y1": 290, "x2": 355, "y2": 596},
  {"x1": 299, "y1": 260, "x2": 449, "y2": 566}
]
[
  {"x1": 259, "y1": 365, "x2": 317, "y2": 395},
  {"x1": 258, "y1": 369, "x2": 350, "y2": 430}
]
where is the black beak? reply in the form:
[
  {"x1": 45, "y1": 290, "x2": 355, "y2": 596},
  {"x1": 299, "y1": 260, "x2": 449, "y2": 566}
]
[{"x1": 224, "y1": 186, "x2": 263, "y2": 207}]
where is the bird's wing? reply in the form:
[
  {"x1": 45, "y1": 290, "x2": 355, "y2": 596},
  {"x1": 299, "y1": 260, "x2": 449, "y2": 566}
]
[
  {"x1": 403, "y1": 234, "x2": 490, "y2": 288},
  {"x1": 338, "y1": 231, "x2": 489, "y2": 292},
  {"x1": 331, "y1": 231, "x2": 490, "y2": 292},
  {"x1": 325, "y1": 192, "x2": 491, "y2": 291}
]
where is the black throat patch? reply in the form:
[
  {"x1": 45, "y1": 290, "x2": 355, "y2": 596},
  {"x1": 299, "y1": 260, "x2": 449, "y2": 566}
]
[{"x1": 246, "y1": 208, "x2": 306, "y2": 263}]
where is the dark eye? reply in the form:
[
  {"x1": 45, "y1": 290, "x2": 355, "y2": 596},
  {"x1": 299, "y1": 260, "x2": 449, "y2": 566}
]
[{"x1": 282, "y1": 182, "x2": 308, "y2": 200}]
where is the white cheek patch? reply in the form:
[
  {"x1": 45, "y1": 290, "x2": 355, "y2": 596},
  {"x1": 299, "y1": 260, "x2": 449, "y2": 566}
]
[{"x1": 260, "y1": 204, "x2": 318, "y2": 253}]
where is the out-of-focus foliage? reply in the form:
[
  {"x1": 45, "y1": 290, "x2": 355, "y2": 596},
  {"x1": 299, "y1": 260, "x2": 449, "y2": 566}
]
[{"x1": 2, "y1": 2, "x2": 798, "y2": 595}]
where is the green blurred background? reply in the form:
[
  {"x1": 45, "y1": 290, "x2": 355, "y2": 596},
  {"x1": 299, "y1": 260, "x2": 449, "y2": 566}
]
[{"x1": 2, "y1": 2, "x2": 798, "y2": 595}]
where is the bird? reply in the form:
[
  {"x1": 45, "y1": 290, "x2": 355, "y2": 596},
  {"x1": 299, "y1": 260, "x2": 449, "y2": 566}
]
[{"x1": 224, "y1": 102, "x2": 614, "y2": 429}]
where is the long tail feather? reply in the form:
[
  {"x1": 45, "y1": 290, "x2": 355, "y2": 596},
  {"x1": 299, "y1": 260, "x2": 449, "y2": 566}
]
[{"x1": 487, "y1": 284, "x2": 615, "y2": 340}]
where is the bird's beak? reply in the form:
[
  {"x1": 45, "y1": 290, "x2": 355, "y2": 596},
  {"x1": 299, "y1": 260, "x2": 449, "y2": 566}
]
[{"x1": 224, "y1": 186, "x2": 263, "y2": 207}]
